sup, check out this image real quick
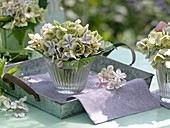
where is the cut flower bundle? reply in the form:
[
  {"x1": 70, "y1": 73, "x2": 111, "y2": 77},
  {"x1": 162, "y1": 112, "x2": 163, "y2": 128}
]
[
  {"x1": 28, "y1": 19, "x2": 112, "y2": 70},
  {"x1": 0, "y1": 0, "x2": 46, "y2": 29},
  {"x1": 137, "y1": 21, "x2": 170, "y2": 69}
]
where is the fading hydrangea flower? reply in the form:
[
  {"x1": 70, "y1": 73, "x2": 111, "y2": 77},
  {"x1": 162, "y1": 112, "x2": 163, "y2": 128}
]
[
  {"x1": 96, "y1": 65, "x2": 127, "y2": 90},
  {"x1": 0, "y1": 0, "x2": 46, "y2": 29},
  {"x1": 98, "y1": 68, "x2": 111, "y2": 81},
  {"x1": 55, "y1": 58, "x2": 63, "y2": 67},
  {"x1": 0, "y1": 96, "x2": 29, "y2": 118},
  {"x1": 59, "y1": 26, "x2": 68, "y2": 32},
  {"x1": 160, "y1": 35, "x2": 170, "y2": 48},
  {"x1": 72, "y1": 43, "x2": 85, "y2": 57},
  {"x1": 6, "y1": 4, "x2": 15, "y2": 16},
  {"x1": 107, "y1": 79, "x2": 123, "y2": 90},
  {"x1": 153, "y1": 53, "x2": 165, "y2": 62},
  {"x1": 114, "y1": 69, "x2": 127, "y2": 80},
  {"x1": 148, "y1": 31, "x2": 163, "y2": 46},
  {"x1": 166, "y1": 27, "x2": 170, "y2": 34},
  {"x1": 155, "y1": 21, "x2": 168, "y2": 32},
  {"x1": 79, "y1": 34, "x2": 92, "y2": 44},
  {"x1": 90, "y1": 42, "x2": 102, "y2": 55},
  {"x1": 84, "y1": 45, "x2": 92, "y2": 57},
  {"x1": 28, "y1": 33, "x2": 42, "y2": 42},
  {"x1": 13, "y1": 112, "x2": 26, "y2": 118},
  {"x1": 44, "y1": 41, "x2": 56, "y2": 55},
  {"x1": 62, "y1": 34, "x2": 77, "y2": 48},
  {"x1": 77, "y1": 24, "x2": 89, "y2": 37},
  {"x1": 136, "y1": 21, "x2": 170, "y2": 69},
  {"x1": 29, "y1": 19, "x2": 106, "y2": 69},
  {"x1": 64, "y1": 50, "x2": 77, "y2": 60},
  {"x1": 91, "y1": 31, "x2": 103, "y2": 41},
  {"x1": 75, "y1": 19, "x2": 81, "y2": 24},
  {"x1": 6, "y1": 102, "x2": 17, "y2": 109},
  {"x1": 40, "y1": 23, "x2": 54, "y2": 35},
  {"x1": 159, "y1": 49, "x2": 170, "y2": 56},
  {"x1": 0, "y1": 96, "x2": 11, "y2": 107},
  {"x1": 98, "y1": 65, "x2": 115, "y2": 81},
  {"x1": 136, "y1": 38, "x2": 148, "y2": 51},
  {"x1": 95, "y1": 79, "x2": 108, "y2": 88}
]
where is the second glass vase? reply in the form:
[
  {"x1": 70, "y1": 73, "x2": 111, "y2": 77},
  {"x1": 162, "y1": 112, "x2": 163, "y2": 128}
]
[{"x1": 156, "y1": 62, "x2": 170, "y2": 103}]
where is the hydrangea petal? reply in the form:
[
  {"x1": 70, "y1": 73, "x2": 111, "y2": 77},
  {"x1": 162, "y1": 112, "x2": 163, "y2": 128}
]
[{"x1": 155, "y1": 21, "x2": 168, "y2": 32}]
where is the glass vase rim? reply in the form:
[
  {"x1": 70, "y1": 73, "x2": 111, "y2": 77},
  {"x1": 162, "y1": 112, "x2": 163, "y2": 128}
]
[{"x1": 44, "y1": 57, "x2": 92, "y2": 70}]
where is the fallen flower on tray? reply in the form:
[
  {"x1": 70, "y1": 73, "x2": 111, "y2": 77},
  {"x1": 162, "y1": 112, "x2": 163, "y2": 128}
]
[{"x1": 95, "y1": 65, "x2": 127, "y2": 90}]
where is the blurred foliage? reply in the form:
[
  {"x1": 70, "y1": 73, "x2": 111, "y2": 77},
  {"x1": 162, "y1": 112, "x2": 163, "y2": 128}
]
[{"x1": 62, "y1": 0, "x2": 170, "y2": 46}]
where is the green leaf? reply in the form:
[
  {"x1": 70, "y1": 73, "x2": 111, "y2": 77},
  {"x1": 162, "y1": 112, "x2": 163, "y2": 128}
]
[
  {"x1": 26, "y1": 23, "x2": 37, "y2": 32},
  {"x1": 39, "y1": 0, "x2": 48, "y2": 9},
  {"x1": 0, "y1": 16, "x2": 13, "y2": 28},
  {"x1": 0, "y1": 57, "x2": 6, "y2": 79},
  {"x1": 6, "y1": 66, "x2": 24, "y2": 75},
  {"x1": 63, "y1": 56, "x2": 94, "y2": 71},
  {"x1": 12, "y1": 29, "x2": 27, "y2": 47},
  {"x1": 9, "y1": 23, "x2": 36, "y2": 48},
  {"x1": 0, "y1": 84, "x2": 5, "y2": 96},
  {"x1": 0, "y1": 16, "x2": 13, "y2": 22},
  {"x1": 102, "y1": 41, "x2": 115, "y2": 53}
]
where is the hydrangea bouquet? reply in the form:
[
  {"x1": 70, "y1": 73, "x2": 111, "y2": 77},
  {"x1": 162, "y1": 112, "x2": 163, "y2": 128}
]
[
  {"x1": 137, "y1": 21, "x2": 170, "y2": 69},
  {"x1": 28, "y1": 19, "x2": 114, "y2": 94},
  {"x1": 28, "y1": 19, "x2": 113, "y2": 70},
  {"x1": 0, "y1": 0, "x2": 46, "y2": 61},
  {"x1": 0, "y1": 0, "x2": 46, "y2": 29}
]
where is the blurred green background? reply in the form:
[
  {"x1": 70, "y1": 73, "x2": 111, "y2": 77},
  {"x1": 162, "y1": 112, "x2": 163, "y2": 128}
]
[{"x1": 62, "y1": 0, "x2": 170, "y2": 48}]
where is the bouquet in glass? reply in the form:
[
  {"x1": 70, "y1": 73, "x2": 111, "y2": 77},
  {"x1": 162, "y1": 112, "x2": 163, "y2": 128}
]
[
  {"x1": 137, "y1": 21, "x2": 170, "y2": 103},
  {"x1": 0, "y1": 0, "x2": 45, "y2": 29},
  {"x1": 0, "y1": 0, "x2": 46, "y2": 61},
  {"x1": 137, "y1": 21, "x2": 170, "y2": 69},
  {"x1": 28, "y1": 19, "x2": 113, "y2": 94}
]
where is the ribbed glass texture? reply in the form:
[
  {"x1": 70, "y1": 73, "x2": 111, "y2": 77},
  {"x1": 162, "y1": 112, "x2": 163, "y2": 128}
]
[
  {"x1": 44, "y1": 58, "x2": 91, "y2": 94},
  {"x1": 156, "y1": 63, "x2": 170, "y2": 103}
]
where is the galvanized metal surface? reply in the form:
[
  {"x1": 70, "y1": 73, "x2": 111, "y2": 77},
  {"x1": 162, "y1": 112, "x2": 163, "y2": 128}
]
[{"x1": 3, "y1": 56, "x2": 154, "y2": 118}]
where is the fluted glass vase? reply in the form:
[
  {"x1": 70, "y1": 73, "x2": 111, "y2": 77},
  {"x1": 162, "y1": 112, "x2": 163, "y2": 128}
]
[
  {"x1": 44, "y1": 58, "x2": 92, "y2": 94},
  {"x1": 156, "y1": 62, "x2": 170, "y2": 103}
]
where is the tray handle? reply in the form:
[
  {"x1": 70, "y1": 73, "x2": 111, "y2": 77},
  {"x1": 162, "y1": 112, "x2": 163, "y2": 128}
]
[
  {"x1": 103, "y1": 42, "x2": 136, "y2": 66},
  {"x1": 3, "y1": 73, "x2": 40, "y2": 102}
]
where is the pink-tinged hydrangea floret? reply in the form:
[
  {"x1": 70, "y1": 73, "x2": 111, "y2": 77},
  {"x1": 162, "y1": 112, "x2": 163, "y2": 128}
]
[
  {"x1": 96, "y1": 65, "x2": 127, "y2": 90},
  {"x1": 95, "y1": 79, "x2": 108, "y2": 88},
  {"x1": 41, "y1": 23, "x2": 54, "y2": 34},
  {"x1": 115, "y1": 69, "x2": 127, "y2": 79}
]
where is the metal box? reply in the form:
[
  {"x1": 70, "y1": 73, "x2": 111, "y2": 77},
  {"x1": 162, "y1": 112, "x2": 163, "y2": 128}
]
[{"x1": 2, "y1": 56, "x2": 154, "y2": 118}]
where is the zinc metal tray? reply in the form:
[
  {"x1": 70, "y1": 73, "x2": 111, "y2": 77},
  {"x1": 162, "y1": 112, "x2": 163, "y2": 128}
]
[{"x1": 2, "y1": 56, "x2": 154, "y2": 118}]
